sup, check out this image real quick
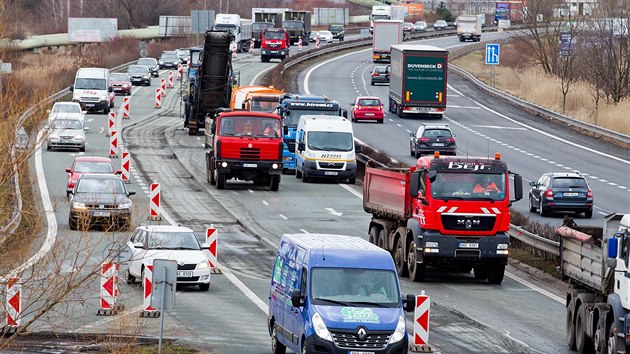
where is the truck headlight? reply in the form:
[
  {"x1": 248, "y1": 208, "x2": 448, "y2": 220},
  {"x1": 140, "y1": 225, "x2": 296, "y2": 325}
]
[
  {"x1": 221, "y1": 162, "x2": 228, "y2": 168},
  {"x1": 272, "y1": 163, "x2": 278, "y2": 169},
  {"x1": 117, "y1": 202, "x2": 132, "y2": 209},
  {"x1": 425, "y1": 242, "x2": 439, "y2": 248},
  {"x1": 312, "y1": 313, "x2": 332, "y2": 341},
  {"x1": 389, "y1": 315, "x2": 406, "y2": 344},
  {"x1": 72, "y1": 202, "x2": 86, "y2": 210},
  {"x1": 196, "y1": 261, "x2": 209, "y2": 270},
  {"x1": 497, "y1": 243, "x2": 508, "y2": 250}
]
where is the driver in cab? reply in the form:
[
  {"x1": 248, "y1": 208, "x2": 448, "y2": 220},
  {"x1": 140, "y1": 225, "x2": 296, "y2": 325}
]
[{"x1": 474, "y1": 175, "x2": 501, "y2": 193}]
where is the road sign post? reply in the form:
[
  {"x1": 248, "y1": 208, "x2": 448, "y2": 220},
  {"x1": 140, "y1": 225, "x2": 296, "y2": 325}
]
[
  {"x1": 485, "y1": 44, "x2": 500, "y2": 88},
  {"x1": 150, "y1": 259, "x2": 177, "y2": 354}
]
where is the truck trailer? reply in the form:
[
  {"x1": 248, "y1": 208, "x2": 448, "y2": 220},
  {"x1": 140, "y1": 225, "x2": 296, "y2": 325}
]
[
  {"x1": 372, "y1": 20, "x2": 403, "y2": 63},
  {"x1": 457, "y1": 14, "x2": 483, "y2": 42},
  {"x1": 389, "y1": 44, "x2": 448, "y2": 118},
  {"x1": 363, "y1": 153, "x2": 523, "y2": 283}
]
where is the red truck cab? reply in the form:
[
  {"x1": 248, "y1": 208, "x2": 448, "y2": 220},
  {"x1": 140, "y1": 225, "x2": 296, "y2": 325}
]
[
  {"x1": 363, "y1": 152, "x2": 523, "y2": 284},
  {"x1": 261, "y1": 28, "x2": 289, "y2": 63},
  {"x1": 205, "y1": 111, "x2": 284, "y2": 190}
]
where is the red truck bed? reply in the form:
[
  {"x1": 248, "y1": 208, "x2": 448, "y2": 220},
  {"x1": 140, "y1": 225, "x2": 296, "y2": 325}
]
[{"x1": 363, "y1": 166, "x2": 414, "y2": 219}]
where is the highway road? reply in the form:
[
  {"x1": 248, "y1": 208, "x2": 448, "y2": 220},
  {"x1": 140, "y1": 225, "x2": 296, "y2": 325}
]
[{"x1": 21, "y1": 31, "x2": 622, "y2": 353}]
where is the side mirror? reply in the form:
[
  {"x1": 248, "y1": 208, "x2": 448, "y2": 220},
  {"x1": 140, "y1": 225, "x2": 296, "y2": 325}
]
[
  {"x1": 291, "y1": 289, "x2": 305, "y2": 307},
  {"x1": 133, "y1": 242, "x2": 144, "y2": 249},
  {"x1": 607, "y1": 237, "x2": 619, "y2": 268},
  {"x1": 65, "y1": 168, "x2": 72, "y2": 173},
  {"x1": 201, "y1": 242, "x2": 210, "y2": 249},
  {"x1": 46, "y1": 109, "x2": 51, "y2": 113},
  {"x1": 298, "y1": 142, "x2": 305, "y2": 152},
  {"x1": 404, "y1": 294, "x2": 415, "y2": 312},
  {"x1": 410, "y1": 171, "x2": 421, "y2": 197},
  {"x1": 354, "y1": 144, "x2": 362, "y2": 154},
  {"x1": 108, "y1": 86, "x2": 113, "y2": 93},
  {"x1": 428, "y1": 170, "x2": 438, "y2": 183},
  {"x1": 512, "y1": 174, "x2": 523, "y2": 202},
  {"x1": 283, "y1": 125, "x2": 289, "y2": 135},
  {"x1": 409, "y1": 132, "x2": 416, "y2": 137},
  {"x1": 128, "y1": 191, "x2": 136, "y2": 196},
  {"x1": 350, "y1": 103, "x2": 355, "y2": 106},
  {"x1": 115, "y1": 170, "x2": 122, "y2": 175},
  {"x1": 69, "y1": 85, "x2": 74, "y2": 92},
  {"x1": 341, "y1": 109, "x2": 348, "y2": 118},
  {"x1": 528, "y1": 181, "x2": 536, "y2": 187},
  {"x1": 84, "y1": 127, "x2": 90, "y2": 131}
]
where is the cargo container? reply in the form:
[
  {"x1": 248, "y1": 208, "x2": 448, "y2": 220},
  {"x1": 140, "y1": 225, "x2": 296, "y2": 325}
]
[
  {"x1": 372, "y1": 20, "x2": 403, "y2": 63},
  {"x1": 457, "y1": 14, "x2": 483, "y2": 41}
]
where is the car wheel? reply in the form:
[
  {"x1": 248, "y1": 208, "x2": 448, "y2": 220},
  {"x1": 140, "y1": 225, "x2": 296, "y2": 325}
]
[
  {"x1": 47, "y1": 144, "x2": 52, "y2": 151},
  {"x1": 371, "y1": 81, "x2": 374, "y2": 86},
  {"x1": 126, "y1": 269, "x2": 136, "y2": 284},
  {"x1": 104, "y1": 105, "x2": 110, "y2": 114},
  {"x1": 348, "y1": 177, "x2": 356, "y2": 185},
  {"x1": 271, "y1": 324, "x2": 287, "y2": 354},
  {"x1": 410, "y1": 143, "x2": 415, "y2": 157},
  {"x1": 302, "y1": 168, "x2": 309, "y2": 183},
  {"x1": 199, "y1": 283, "x2": 210, "y2": 291},
  {"x1": 529, "y1": 196, "x2": 537, "y2": 212},
  {"x1": 584, "y1": 209, "x2": 593, "y2": 218},
  {"x1": 68, "y1": 215, "x2": 77, "y2": 230},
  {"x1": 79, "y1": 145, "x2": 85, "y2": 152},
  {"x1": 414, "y1": 145, "x2": 420, "y2": 158},
  {"x1": 295, "y1": 167, "x2": 302, "y2": 179},
  {"x1": 539, "y1": 199, "x2": 547, "y2": 216}
]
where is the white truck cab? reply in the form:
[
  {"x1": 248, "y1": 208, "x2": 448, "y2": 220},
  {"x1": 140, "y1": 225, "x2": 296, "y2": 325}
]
[
  {"x1": 213, "y1": 13, "x2": 252, "y2": 53},
  {"x1": 71, "y1": 68, "x2": 113, "y2": 114},
  {"x1": 295, "y1": 115, "x2": 360, "y2": 184}
]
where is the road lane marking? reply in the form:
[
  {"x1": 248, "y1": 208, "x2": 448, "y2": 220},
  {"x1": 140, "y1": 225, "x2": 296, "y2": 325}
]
[
  {"x1": 471, "y1": 125, "x2": 527, "y2": 130},
  {"x1": 262, "y1": 200, "x2": 269, "y2": 206},
  {"x1": 299, "y1": 229, "x2": 309, "y2": 234},
  {"x1": 448, "y1": 105, "x2": 481, "y2": 109},
  {"x1": 279, "y1": 214, "x2": 288, "y2": 220}
]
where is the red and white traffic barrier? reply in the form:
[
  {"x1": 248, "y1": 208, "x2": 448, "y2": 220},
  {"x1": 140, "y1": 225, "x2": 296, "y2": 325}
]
[
  {"x1": 121, "y1": 150, "x2": 130, "y2": 183},
  {"x1": 298, "y1": 37, "x2": 303, "y2": 51},
  {"x1": 140, "y1": 264, "x2": 159, "y2": 317},
  {"x1": 97, "y1": 263, "x2": 121, "y2": 315},
  {"x1": 177, "y1": 64, "x2": 182, "y2": 80},
  {"x1": 249, "y1": 39, "x2": 255, "y2": 53},
  {"x1": 5, "y1": 277, "x2": 21, "y2": 329},
  {"x1": 316, "y1": 37, "x2": 320, "y2": 49},
  {"x1": 149, "y1": 183, "x2": 161, "y2": 221},
  {"x1": 107, "y1": 111, "x2": 115, "y2": 137},
  {"x1": 167, "y1": 70, "x2": 174, "y2": 88},
  {"x1": 155, "y1": 88, "x2": 161, "y2": 109},
  {"x1": 186, "y1": 56, "x2": 191, "y2": 70},
  {"x1": 122, "y1": 96, "x2": 130, "y2": 119},
  {"x1": 413, "y1": 292, "x2": 430, "y2": 349},
  {"x1": 160, "y1": 78, "x2": 166, "y2": 96},
  {"x1": 109, "y1": 130, "x2": 118, "y2": 158},
  {"x1": 206, "y1": 226, "x2": 221, "y2": 273}
]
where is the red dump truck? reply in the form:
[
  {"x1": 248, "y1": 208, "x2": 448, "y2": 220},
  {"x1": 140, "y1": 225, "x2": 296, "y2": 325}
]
[{"x1": 363, "y1": 153, "x2": 523, "y2": 284}]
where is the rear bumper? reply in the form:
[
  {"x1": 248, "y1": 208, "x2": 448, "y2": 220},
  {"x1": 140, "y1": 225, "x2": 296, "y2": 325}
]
[
  {"x1": 417, "y1": 145, "x2": 457, "y2": 155},
  {"x1": 542, "y1": 199, "x2": 592, "y2": 212},
  {"x1": 354, "y1": 112, "x2": 384, "y2": 121},
  {"x1": 418, "y1": 231, "x2": 510, "y2": 265}
]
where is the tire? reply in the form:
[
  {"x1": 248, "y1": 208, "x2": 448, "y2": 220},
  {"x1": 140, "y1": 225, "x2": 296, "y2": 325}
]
[
  {"x1": 47, "y1": 144, "x2": 51, "y2": 151},
  {"x1": 377, "y1": 229, "x2": 387, "y2": 250},
  {"x1": 104, "y1": 106, "x2": 110, "y2": 114},
  {"x1": 296, "y1": 167, "x2": 302, "y2": 178},
  {"x1": 348, "y1": 178, "x2": 356, "y2": 185},
  {"x1": 79, "y1": 146, "x2": 85, "y2": 152},
  {"x1": 368, "y1": 226, "x2": 379, "y2": 245},
  {"x1": 529, "y1": 196, "x2": 537, "y2": 212},
  {"x1": 414, "y1": 145, "x2": 420, "y2": 158},
  {"x1": 301, "y1": 341, "x2": 308, "y2": 354},
  {"x1": 271, "y1": 324, "x2": 287, "y2": 354},
  {"x1": 69, "y1": 215, "x2": 77, "y2": 230},
  {"x1": 585, "y1": 209, "x2": 593, "y2": 218},
  {"x1": 396, "y1": 104, "x2": 403, "y2": 118},
  {"x1": 217, "y1": 172, "x2": 226, "y2": 190},
  {"x1": 302, "y1": 169, "x2": 309, "y2": 183},
  {"x1": 210, "y1": 167, "x2": 217, "y2": 185},
  {"x1": 126, "y1": 270, "x2": 136, "y2": 284},
  {"x1": 394, "y1": 236, "x2": 409, "y2": 277},
  {"x1": 410, "y1": 144, "x2": 415, "y2": 157},
  {"x1": 270, "y1": 175, "x2": 280, "y2": 191},
  {"x1": 607, "y1": 322, "x2": 623, "y2": 354},
  {"x1": 407, "y1": 241, "x2": 425, "y2": 282},
  {"x1": 189, "y1": 127, "x2": 198, "y2": 136},
  {"x1": 594, "y1": 318, "x2": 607, "y2": 354},
  {"x1": 487, "y1": 263, "x2": 505, "y2": 285},
  {"x1": 567, "y1": 303, "x2": 577, "y2": 350},
  {"x1": 539, "y1": 199, "x2": 547, "y2": 217},
  {"x1": 576, "y1": 304, "x2": 595, "y2": 354},
  {"x1": 474, "y1": 265, "x2": 488, "y2": 280},
  {"x1": 199, "y1": 283, "x2": 210, "y2": 291},
  {"x1": 371, "y1": 82, "x2": 374, "y2": 86}
]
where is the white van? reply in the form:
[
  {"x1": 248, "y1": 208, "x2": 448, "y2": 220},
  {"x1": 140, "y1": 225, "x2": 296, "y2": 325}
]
[
  {"x1": 295, "y1": 115, "x2": 360, "y2": 184},
  {"x1": 71, "y1": 68, "x2": 113, "y2": 114}
]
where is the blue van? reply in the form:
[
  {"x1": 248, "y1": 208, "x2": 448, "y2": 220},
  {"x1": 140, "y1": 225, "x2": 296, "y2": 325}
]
[{"x1": 268, "y1": 234, "x2": 415, "y2": 354}]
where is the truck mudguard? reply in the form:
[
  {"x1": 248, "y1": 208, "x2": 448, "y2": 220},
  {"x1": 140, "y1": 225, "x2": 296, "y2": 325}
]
[{"x1": 607, "y1": 293, "x2": 626, "y2": 338}]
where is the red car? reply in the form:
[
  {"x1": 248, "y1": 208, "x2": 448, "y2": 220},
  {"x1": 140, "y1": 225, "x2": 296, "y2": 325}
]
[
  {"x1": 66, "y1": 157, "x2": 121, "y2": 195},
  {"x1": 350, "y1": 96, "x2": 385, "y2": 123},
  {"x1": 110, "y1": 73, "x2": 132, "y2": 95}
]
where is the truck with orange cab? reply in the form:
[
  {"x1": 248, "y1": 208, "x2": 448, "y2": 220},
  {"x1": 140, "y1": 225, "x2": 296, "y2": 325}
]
[
  {"x1": 363, "y1": 152, "x2": 523, "y2": 284},
  {"x1": 230, "y1": 86, "x2": 284, "y2": 111},
  {"x1": 205, "y1": 111, "x2": 283, "y2": 191},
  {"x1": 243, "y1": 91, "x2": 284, "y2": 112},
  {"x1": 260, "y1": 28, "x2": 290, "y2": 62}
]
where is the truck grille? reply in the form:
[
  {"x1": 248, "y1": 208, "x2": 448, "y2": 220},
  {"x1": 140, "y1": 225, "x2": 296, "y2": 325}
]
[
  {"x1": 285, "y1": 141, "x2": 296, "y2": 153},
  {"x1": 330, "y1": 329, "x2": 391, "y2": 350},
  {"x1": 240, "y1": 147, "x2": 260, "y2": 160},
  {"x1": 317, "y1": 161, "x2": 345, "y2": 169},
  {"x1": 441, "y1": 215, "x2": 495, "y2": 231}
]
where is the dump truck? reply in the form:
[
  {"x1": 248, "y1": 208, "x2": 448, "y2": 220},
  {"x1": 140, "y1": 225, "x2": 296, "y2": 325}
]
[
  {"x1": 363, "y1": 152, "x2": 523, "y2": 284},
  {"x1": 563, "y1": 213, "x2": 630, "y2": 353},
  {"x1": 372, "y1": 20, "x2": 403, "y2": 63},
  {"x1": 184, "y1": 30, "x2": 233, "y2": 135},
  {"x1": 457, "y1": 14, "x2": 483, "y2": 41},
  {"x1": 252, "y1": 8, "x2": 289, "y2": 48},
  {"x1": 389, "y1": 44, "x2": 448, "y2": 118},
  {"x1": 284, "y1": 10, "x2": 311, "y2": 45}
]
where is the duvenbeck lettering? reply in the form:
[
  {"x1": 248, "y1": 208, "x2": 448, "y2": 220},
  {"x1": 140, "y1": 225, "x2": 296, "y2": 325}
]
[{"x1": 408, "y1": 64, "x2": 438, "y2": 69}]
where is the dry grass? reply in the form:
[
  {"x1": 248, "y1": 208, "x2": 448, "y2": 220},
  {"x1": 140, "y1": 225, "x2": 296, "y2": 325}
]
[{"x1": 452, "y1": 46, "x2": 630, "y2": 135}]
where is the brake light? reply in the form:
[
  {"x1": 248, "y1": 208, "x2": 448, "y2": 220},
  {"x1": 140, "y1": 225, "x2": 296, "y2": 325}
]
[
  {"x1": 545, "y1": 189, "x2": 554, "y2": 199},
  {"x1": 446, "y1": 138, "x2": 455, "y2": 143},
  {"x1": 587, "y1": 189, "x2": 593, "y2": 198},
  {"x1": 419, "y1": 137, "x2": 430, "y2": 142},
  {"x1": 372, "y1": 72, "x2": 379, "y2": 77}
]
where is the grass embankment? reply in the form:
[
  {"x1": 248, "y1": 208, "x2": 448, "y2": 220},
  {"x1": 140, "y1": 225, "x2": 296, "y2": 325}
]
[{"x1": 452, "y1": 43, "x2": 630, "y2": 135}]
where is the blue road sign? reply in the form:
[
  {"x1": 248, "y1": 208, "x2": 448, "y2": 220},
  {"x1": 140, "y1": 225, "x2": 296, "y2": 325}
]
[{"x1": 485, "y1": 44, "x2": 500, "y2": 65}]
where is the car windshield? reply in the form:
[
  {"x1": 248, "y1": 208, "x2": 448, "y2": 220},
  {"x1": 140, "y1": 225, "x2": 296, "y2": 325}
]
[
  {"x1": 310, "y1": 32, "x2": 318, "y2": 38},
  {"x1": 110, "y1": 73, "x2": 129, "y2": 81},
  {"x1": 137, "y1": 58, "x2": 156, "y2": 66},
  {"x1": 329, "y1": 25, "x2": 342, "y2": 31},
  {"x1": 422, "y1": 129, "x2": 452, "y2": 138},
  {"x1": 320, "y1": 31, "x2": 332, "y2": 36},
  {"x1": 552, "y1": 177, "x2": 588, "y2": 188},
  {"x1": 284, "y1": 109, "x2": 338, "y2": 127},
  {"x1": 307, "y1": 131, "x2": 353, "y2": 152},
  {"x1": 53, "y1": 119, "x2": 82, "y2": 130},
  {"x1": 128, "y1": 66, "x2": 148, "y2": 74},
  {"x1": 74, "y1": 161, "x2": 114, "y2": 173},
  {"x1": 74, "y1": 78, "x2": 106, "y2": 90},
  {"x1": 160, "y1": 53, "x2": 178, "y2": 60},
  {"x1": 310, "y1": 268, "x2": 400, "y2": 307},
  {"x1": 375, "y1": 66, "x2": 388, "y2": 73},
  {"x1": 358, "y1": 99, "x2": 381, "y2": 106},
  {"x1": 76, "y1": 178, "x2": 125, "y2": 194},
  {"x1": 436, "y1": 20, "x2": 447, "y2": 25},
  {"x1": 52, "y1": 104, "x2": 81, "y2": 114},
  {"x1": 265, "y1": 32, "x2": 285, "y2": 40},
  {"x1": 284, "y1": 21, "x2": 303, "y2": 30},
  {"x1": 431, "y1": 172, "x2": 506, "y2": 201},
  {"x1": 404, "y1": 22, "x2": 413, "y2": 27},
  {"x1": 219, "y1": 116, "x2": 281, "y2": 138},
  {"x1": 147, "y1": 231, "x2": 201, "y2": 250},
  {"x1": 416, "y1": 21, "x2": 427, "y2": 26}
]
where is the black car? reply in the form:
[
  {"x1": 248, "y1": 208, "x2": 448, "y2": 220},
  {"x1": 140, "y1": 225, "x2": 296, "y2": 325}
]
[
  {"x1": 68, "y1": 173, "x2": 135, "y2": 230},
  {"x1": 370, "y1": 65, "x2": 390, "y2": 85},
  {"x1": 328, "y1": 24, "x2": 344, "y2": 41},
  {"x1": 136, "y1": 57, "x2": 159, "y2": 77},
  {"x1": 528, "y1": 172, "x2": 593, "y2": 218},
  {"x1": 409, "y1": 124, "x2": 457, "y2": 158},
  {"x1": 126, "y1": 65, "x2": 151, "y2": 86},
  {"x1": 158, "y1": 51, "x2": 180, "y2": 69}
]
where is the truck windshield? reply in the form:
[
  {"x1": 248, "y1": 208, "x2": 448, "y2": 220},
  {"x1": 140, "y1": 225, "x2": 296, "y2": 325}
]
[
  {"x1": 310, "y1": 268, "x2": 400, "y2": 307},
  {"x1": 219, "y1": 116, "x2": 281, "y2": 138},
  {"x1": 284, "y1": 109, "x2": 338, "y2": 127},
  {"x1": 284, "y1": 21, "x2": 303, "y2": 30},
  {"x1": 430, "y1": 172, "x2": 506, "y2": 201},
  {"x1": 307, "y1": 131, "x2": 353, "y2": 152},
  {"x1": 372, "y1": 15, "x2": 390, "y2": 21},
  {"x1": 253, "y1": 23, "x2": 273, "y2": 31},
  {"x1": 264, "y1": 32, "x2": 285, "y2": 40},
  {"x1": 75, "y1": 78, "x2": 106, "y2": 90}
]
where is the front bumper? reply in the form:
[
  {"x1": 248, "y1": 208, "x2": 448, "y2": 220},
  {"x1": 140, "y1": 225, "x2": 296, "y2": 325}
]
[
  {"x1": 176, "y1": 269, "x2": 211, "y2": 285},
  {"x1": 75, "y1": 100, "x2": 108, "y2": 111},
  {"x1": 130, "y1": 77, "x2": 151, "y2": 85},
  {"x1": 418, "y1": 231, "x2": 510, "y2": 266},
  {"x1": 261, "y1": 49, "x2": 289, "y2": 58},
  {"x1": 70, "y1": 209, "x2": 131, "y2": 226},
  {"x1": 159, "y1": 63, "x2": 178, "y2": 69},
  {"x1": 112, "y1": 86, "x2": 131, "y2": 94},
  {"x1": 48, "y1": 138, "x2": 85, "y2": 150},
  {"x1": 303, "y1": 159, "x2": 357, "y2": 179},
  {"x1": 215, "y1": 159, "x2": 283, "y2": 175},
  {"x1": 304, "y1": 333, "x2": 408, "y2": 354}
]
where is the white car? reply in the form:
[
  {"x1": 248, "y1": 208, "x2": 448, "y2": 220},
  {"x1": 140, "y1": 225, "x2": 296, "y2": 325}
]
[
  {"x1": 318, "y1": 30, "x2": 334, "y2": 43},
  {"x1": 126, "y1": 225, "x2": 211, "y2": 291},
  {"x1": 48, "y1": 102, "x2": 85, "y2": 123},
  {"x1": 47, "y1": 118, "x2": 88, "y2": 151}
]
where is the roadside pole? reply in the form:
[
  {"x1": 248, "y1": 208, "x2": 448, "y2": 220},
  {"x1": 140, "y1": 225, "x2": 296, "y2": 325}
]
[{"x1": 0, "y1": 60, "x2": 13, "y2": 100}]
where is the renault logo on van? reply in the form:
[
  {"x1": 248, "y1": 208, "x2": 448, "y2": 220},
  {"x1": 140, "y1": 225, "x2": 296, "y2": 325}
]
[{"x1": 357, "y1": 327, "x2": 367, "y2": 341}]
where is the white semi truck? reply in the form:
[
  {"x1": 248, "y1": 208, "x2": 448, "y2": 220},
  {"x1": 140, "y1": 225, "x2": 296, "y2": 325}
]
[
  {"x1": 370, "y1": 5, "x2": 391, "y2": 34},
  {"x1": 213, "y1": 14, "x2": 253, "y2": 53}
]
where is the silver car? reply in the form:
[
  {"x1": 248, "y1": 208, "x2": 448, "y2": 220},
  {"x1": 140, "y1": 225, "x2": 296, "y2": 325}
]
[{"x1": 47, "y1": 118, "x2": 88, "y2": 151}]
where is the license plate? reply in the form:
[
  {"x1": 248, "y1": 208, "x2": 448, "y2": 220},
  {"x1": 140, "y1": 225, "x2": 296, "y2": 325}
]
[
  {"x1": 177, "y1": 271, "x2": 193, "y2": 277},
  {"x1": 85, "y1": 103, "x2": 95, "y2": 107},
  {"x1": 433, "y1": 143, "x2": 445, "y2": 146},
  {"x1": 243, "y1": 163, "x2": 257, "y2": 168},
  {"x1": 564, "y1": 192, "x2": 579, "y2": 197},
  {"x1": 324, "y1": 171, "x2": 338, "y2": 176},
  {"x1": 270, "y1": 50, "x2": 278, "y2": 54},
  {"x1": 132, "y1": 78, "x2": 141, "y2": 81},
  {"x1": 459, "y1": 243, "x2": 479, "y2": 249},
  {"x1": 349, "y1": 351, "x2": 375, "y2": 354},
  {"x1": 93, "y1": 211, "x2": 110, "y2": 217},
  {"x1": 365, "y1": 113, "x2": 374, "y2": 116}
]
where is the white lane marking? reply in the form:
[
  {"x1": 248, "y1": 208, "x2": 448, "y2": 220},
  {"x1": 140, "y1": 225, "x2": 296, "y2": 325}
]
[
  {"x1": 249, "y1": 64, "x2": 275, "y2": 86},
  {"x1": 471, "y1": 125, "x2": 527, "y2": 130},
  {"x1": 262, "y1": 200, "x2": 270, "y2": 206},
  {"x1": 359, "y1": 62, "x2": 372, "y2": 96},
  {"x1": 338, "y1": 183, "x2": 362, "y2": 199},
  {"x1": 447, "y1": 84, "x2": 464, "y2": 96},
  {"x1": 300, "y1": 229, "x2": 310, "y2": 234},
  {"x1": 326, "y1": 208, "x2": 343, "y2": 217},
  {"x1": 248, "y1": 189, "x2": 255, "y2": 194},
  {"x1": 304, "y1": 49, "x2": 371, "y2": 94},
  {"x1": 396, "y1": 124, "x2": 401, "y2": 127},
  {"x1": 279, "y1": 214, "x2": 288, "y2": 220},
  {"x1": 448, "y1": 105, "x2": 481, "y2": 109},
  {"x1": 504, "y1": 271, "x2": 563, "y2": 304}
]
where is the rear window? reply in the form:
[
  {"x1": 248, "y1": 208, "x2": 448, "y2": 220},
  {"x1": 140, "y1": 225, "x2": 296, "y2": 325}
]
[
  {"x1": 552, "y1": 177, "x2": 587, "y2": 188},
  {"x1": 422, "y1": 129, "x2": 452, "y2": 138},
  {"x1": 329, "y1": 25, "x2": 343, "y2": 31},
  {"x1": 358, "y1": 99, "x2": 381, "y2": 106},
  {"x1": 375, "y1": 67, "x2": 388, "y2": 73}
]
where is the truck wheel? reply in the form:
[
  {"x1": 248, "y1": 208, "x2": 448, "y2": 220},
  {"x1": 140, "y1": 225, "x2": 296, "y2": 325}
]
[
  {"x1": 487, "y1": 263, "x2": 505, "y2": 284},
  {"x1": 566, "y1": 303, "x2": 577, "y2": 350},
  {"x1": 217, "y1": 172, "x2": 226, "y2": 190},
  {"x1": 189, "y1": 127, "x2": 198, "y2": 136},
  {"x1": 473, "y1": 265, "x2": 488, "y2": 279},
  {"x1": 210, "y1": 167, "x2": 217, "y2": 185},
  {"x1": 377, "y1": 229, "x2": 387, "y2": 250},
  {"x1": 368, "y1": 226, "x2": 379, "y2": 244},
  {"x1": 576, "y1": 305, "x2": 594, "y2": 353},
  {"x1": 270, "y1": 175, "x2": 280, "y2": 191},
  {"x1": 594, "y1": 319, "x2": 607, "y2": 354},
  {"x1": 608, "y1": 322, "x2": 623, "y2": 354},
  {"x1": 407, "y1": 241, "x2": 425, "y2": 282},
  {"x1": 394, "y1": 236, "x2": 409, "y2": 277},
  {"x1": 396, "y1": 104, "x2": 403, "y2": 118}
]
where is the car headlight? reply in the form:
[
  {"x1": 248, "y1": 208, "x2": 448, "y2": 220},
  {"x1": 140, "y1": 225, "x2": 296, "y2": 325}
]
[
  {"x1": 143, "y1": 75, "x2": 149, "y2": 79},
  {"x1": 389, "y1": 315, "x2": 406, "y2": 344},
  {"x1": 118, "y1": 202, "x2": 132, "y2": 209},
  {"x1": 312, "y1": 312, "x2": 332, "y2": 341},
  {"x1": 74, "y1": 135, "x2": 85, "y2": 140},
  {"x1": 196, "y1": 261, "x2": 209, "y2": 270},
  {"x1": 100, "y1": 95, "x2": 107, "y2": 101},
  {"x1": 49, "y1": 134, "x2": 59, "y2": 140},
  {"x1": 159, "y1": 61, "x2": 164, "y2": 64},
  {"x1": 122, "y1": 84, "x2": 129, "y2": 88},
  {"x1": 72, "y1": 202, "x2": 87, "y2": 210}
]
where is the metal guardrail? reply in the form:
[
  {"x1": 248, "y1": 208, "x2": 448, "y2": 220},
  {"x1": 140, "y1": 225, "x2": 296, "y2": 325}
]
[
  {"x1": 0, "y1": 60, "x2": 136, "y2": 243},
  {"x1": 509, "y1": 225, "x2": 560, "y2": 256}
]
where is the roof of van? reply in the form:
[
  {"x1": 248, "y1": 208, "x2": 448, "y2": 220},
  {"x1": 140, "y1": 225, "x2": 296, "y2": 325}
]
[
  {"x1": 76, "y1": 68, "x2": 109, "y2": 78},
  {"x1": 281, "y1": 234, "x2": 394, "y2": 268},
  {"x1": 298, "y1": 115, "x2": 352, "y2": 132}
]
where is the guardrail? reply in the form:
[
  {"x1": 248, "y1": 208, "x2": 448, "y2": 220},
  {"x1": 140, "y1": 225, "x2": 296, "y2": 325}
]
[
  {"x1": 509, "y1": 225, "x2": 560, "y2": 256},
  {"x1": 0, "y1": 60, "x2": 136, "y2": 244}
]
